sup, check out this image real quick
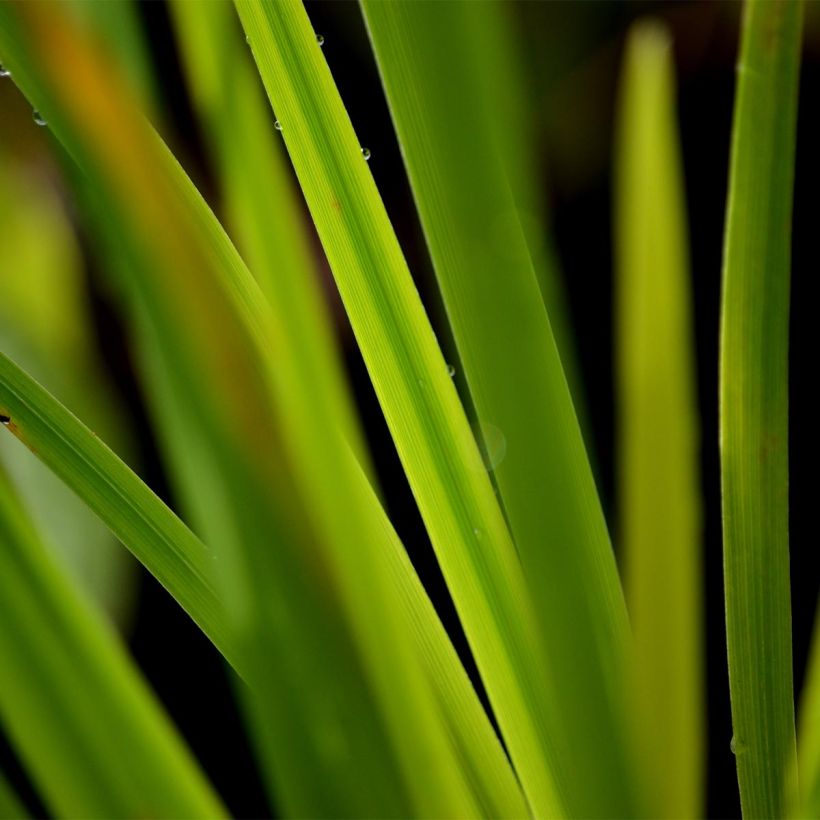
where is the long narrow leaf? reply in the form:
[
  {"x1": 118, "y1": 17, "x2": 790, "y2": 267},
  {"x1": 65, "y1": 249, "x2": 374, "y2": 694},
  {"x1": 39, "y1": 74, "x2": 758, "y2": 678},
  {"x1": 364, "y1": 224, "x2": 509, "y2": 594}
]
[
  {"x1": 236, "y1": 1, "x2": 567, "y2": 814},
  {"x1": 719, "y1": 1, "x2": 802, "y2": 815},
  {"x1": 0, "y1": 351, "x2": 232, "y2": 665},
  {"x1": 615, "y1": 21, "x2": 703, "y2": 817},
  {"x1": 169, "y1": 4, "x2": 526, "y2": 814},
  {"x1": 0, "y1": 461, "x2": 225, "y2": 819},
  {"x1": 361, "y1": 3, "x2": 633, "y2": 814}
]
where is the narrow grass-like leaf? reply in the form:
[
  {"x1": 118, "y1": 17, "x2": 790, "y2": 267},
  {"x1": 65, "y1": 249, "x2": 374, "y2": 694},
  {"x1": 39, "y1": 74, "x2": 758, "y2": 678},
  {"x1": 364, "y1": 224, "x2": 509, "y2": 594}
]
[
  {"x1": 361, "y1": 3, "x2": 633, "y2": 814},
  {"x1": 0, "y1": 462, "x2": 225, "y2": 819},
  {"x1": 236, "y1": 2, "x2": 567, "y2": 814},
  {"x1": 170, "y1": 4, "x2": 526, "y2": 814},
  {"x1": 0, "y1": 771, "x2": 27, "y2": 820},
  {"x1": 0, "y1": 351, "x2": 233, "y2": 666},
  {"x1": 719, "y1": 1, "x2": 802, "y2": 815},
  {"x1": 615, "y1": 21, "x2": 703, "y2": 817}
]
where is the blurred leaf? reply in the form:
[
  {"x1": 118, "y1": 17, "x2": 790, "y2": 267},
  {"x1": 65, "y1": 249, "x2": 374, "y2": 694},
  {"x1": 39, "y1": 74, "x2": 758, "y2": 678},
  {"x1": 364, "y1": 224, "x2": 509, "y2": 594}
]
[
  {"x1": 236, "y1": 0, "x2": 568, "y2": 814},
  {"x1": 614, "y1": 21, "x2": 703, "y2": 817},
  {"x1": 0, "y1": 140, "x2": 136, "y2": 623},
  {"x1": 66, "y1": 0, "x2": 156, "y2": 115},
  {"x1": 0, "y1": 461, "x2": 225, "y2": 819},
  {"x1": 719, "y1": 1, "x2": 802, "y2": 815}
]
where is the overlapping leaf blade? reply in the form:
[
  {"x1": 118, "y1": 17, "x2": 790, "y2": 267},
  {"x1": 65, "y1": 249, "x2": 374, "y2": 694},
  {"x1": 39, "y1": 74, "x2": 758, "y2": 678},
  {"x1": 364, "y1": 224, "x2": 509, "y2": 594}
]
[
  {"x1": 169, "y1": 3, "x2": 526, "y2": 814},
  {"x1": 235, "y1": 1, "x2": 573, "y2": 814},
  {"x1": 360, "y1": 3, "x2": 635, "y2": 814}
]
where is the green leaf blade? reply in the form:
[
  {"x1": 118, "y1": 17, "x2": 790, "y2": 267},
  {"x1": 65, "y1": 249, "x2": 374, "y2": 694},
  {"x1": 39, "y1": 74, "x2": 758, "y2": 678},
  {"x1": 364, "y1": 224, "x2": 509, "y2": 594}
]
[
  {"x1": 0, "y1": 351, "x2": 232, "y2": 666},
  {"x1": 236, "y1": 0, "x2": 567, "y2": 813},
  {"x1": 360, "y1": 3, "x2": 635, "y2": 815},
  {"x1": 719, "y1": 1, "x2": 802, "y2": 815},
  {"x1": 171, "y1": 4, "x2": 527, "y2": 814},
  {"x1": 614, "y1": 21, "x2": 703, "y2": 817}
]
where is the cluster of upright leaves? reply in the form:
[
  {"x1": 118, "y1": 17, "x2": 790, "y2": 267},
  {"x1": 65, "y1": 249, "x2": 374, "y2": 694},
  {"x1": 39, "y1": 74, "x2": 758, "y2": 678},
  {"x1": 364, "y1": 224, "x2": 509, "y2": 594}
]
[{"x1": 0, "y1": 0, "x2": 813, "y2": 818}]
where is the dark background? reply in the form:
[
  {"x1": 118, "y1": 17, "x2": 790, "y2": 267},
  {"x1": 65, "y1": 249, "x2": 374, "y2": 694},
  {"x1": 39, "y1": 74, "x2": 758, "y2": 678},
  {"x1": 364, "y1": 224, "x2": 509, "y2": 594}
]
[{"x1": 1, "y1": 2, "x2": 818, "y2": 818}]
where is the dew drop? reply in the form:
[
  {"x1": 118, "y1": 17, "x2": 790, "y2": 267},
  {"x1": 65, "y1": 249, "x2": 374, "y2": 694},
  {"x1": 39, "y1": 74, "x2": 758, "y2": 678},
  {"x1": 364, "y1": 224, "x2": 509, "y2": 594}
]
[
  {"x1": 32, "y1": 110, "x2": 47, "y2": 127},
  {"x1": 730, "y1": 736, "x2": 747, "y2": 756},
  {"x1": 446, "y1": 364, "x2": 456, "y2": 378},
  {"x1": 473, "y1": 527, "x2": 483, "y2": 541},
  {"x1": 0, "y1": 414, "x2": 10, "y2": 426},
  {"x1": 0, "y1": 64, "x2": 11, "y2": 78},
  {"x1": 274, "y1": 120, "x2": 283, "y2": 131},
  {"x1": 361, "y1": 147, "x2": 371, "y2": 161},
  {"x1": 245, "y1": 34, "x2": 251, "y2": 44},
  {"x1": 316, "y1": 34, "x2": 325, "y2": 46}
]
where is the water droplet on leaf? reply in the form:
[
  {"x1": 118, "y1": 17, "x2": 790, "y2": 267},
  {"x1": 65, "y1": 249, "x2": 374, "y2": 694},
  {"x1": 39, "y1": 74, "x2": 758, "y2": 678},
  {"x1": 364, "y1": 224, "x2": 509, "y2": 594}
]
[
  {"x1": 361, "y1": 147, "x2": 371, "y2": 161},
  {"x1": 447, "y1": 364, "x2": 456, "y2": 378},
  {"x1": 316, "y1": 34, "x2": 325, "y2": 46},
  {"x1": 32, "y1": 110, "x2": 47, "y2": 127},
  {"x1": 0, "y1": 64, "x2": 11, "y2": 78},
  {"x1": 274, "y1": 120, "x2": 282, "y2": 131}
]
